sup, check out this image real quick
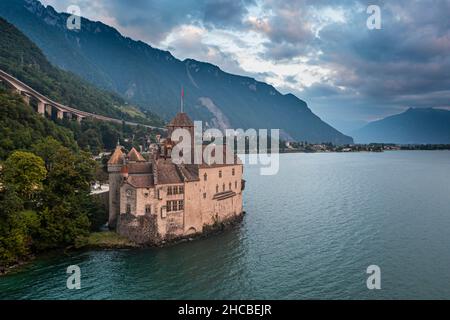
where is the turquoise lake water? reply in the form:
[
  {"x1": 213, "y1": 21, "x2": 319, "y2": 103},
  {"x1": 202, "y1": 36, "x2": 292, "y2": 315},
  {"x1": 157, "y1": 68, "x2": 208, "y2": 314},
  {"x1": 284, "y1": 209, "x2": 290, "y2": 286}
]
[{"x1": 1, "y1": 151, "x2": 450, "y2": 299}]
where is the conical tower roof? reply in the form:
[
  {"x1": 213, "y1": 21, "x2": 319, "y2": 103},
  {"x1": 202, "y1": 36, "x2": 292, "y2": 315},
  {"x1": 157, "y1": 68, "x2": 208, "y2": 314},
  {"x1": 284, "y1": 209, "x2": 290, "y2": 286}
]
[
  {"x1": 127, "y1": 147, "x2": 146, "y2": 162},
  {"x1": 108, "y1": 145, "x2": 125, "y2": 165}
]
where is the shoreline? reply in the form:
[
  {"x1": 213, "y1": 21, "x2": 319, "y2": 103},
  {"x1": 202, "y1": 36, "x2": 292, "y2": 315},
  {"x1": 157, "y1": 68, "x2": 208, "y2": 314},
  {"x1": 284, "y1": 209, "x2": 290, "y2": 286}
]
[{"x1": 0, "y1": 212, "x2": 246, "y2": 276}]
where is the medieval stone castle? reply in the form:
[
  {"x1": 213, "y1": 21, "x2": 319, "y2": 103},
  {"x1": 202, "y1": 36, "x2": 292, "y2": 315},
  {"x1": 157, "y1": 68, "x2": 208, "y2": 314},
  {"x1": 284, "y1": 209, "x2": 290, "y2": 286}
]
[{"x1": 107, "y1": 112, "x2": 244, "y2": 245}]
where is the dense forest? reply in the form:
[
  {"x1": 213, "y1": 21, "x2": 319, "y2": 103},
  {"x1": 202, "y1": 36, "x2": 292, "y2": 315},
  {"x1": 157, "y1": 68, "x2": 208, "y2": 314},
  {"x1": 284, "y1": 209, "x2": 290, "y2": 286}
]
[
  {"x1": 0, "y1": 18, "x2": 166, "y2": 268},
  {"x1": 0, "y1": 87, "x2": 105, "y2": 266}
]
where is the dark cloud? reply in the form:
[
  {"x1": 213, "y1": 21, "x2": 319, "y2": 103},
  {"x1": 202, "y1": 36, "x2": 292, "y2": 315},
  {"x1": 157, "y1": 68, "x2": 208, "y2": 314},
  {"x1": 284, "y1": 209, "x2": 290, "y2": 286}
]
[
  {"x1": 203, "y1": 0, "x2": 255, "y2": 29},
  {"x1": 260, "y1": 0, "x2": 450, "y2": 131},
  {"x1": 99, "y1": 0, "x2": 256, "y2": 43},
  {"x1": 314, "y1": 1, "x2": 450, "y2": 103}
]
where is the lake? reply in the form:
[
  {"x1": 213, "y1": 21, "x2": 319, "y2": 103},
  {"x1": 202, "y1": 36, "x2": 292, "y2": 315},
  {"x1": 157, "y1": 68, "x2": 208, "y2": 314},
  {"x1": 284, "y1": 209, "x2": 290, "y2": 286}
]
[{"x1": 1, "y1": 151, "x2": 450, "y2": 299}]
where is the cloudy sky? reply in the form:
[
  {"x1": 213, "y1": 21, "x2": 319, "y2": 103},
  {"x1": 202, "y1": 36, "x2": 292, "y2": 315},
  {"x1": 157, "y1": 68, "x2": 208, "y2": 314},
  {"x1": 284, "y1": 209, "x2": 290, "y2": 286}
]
[{"x1": 41, "y1": 0, "x2": 450, "y2": 133}]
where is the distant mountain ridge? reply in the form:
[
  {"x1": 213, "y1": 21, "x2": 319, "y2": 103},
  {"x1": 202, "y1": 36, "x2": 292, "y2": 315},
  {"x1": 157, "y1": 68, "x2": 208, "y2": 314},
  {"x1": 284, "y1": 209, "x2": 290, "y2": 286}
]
[
  {"x1": 352, "y1": 108, "x2": 450, "y2": 144},
  {"x1": 0, "y1": 0, "x2": 353, "y2": 144}
]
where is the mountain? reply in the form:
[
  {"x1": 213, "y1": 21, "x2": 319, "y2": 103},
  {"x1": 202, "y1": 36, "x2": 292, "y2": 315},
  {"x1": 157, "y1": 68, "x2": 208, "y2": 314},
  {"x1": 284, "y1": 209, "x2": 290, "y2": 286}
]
[
  {"x1": 0, "y1": 16, "x2": 162, "y2": 127},
  {"x1": 352, "y1": 108, "x2": 450, "y2": 144},
  {"x1": 0, "y1": 0, "x2": 353, "y2": 144},
  {"x1": 0, "y1": 16, "x2": 166, "y2": 155}
]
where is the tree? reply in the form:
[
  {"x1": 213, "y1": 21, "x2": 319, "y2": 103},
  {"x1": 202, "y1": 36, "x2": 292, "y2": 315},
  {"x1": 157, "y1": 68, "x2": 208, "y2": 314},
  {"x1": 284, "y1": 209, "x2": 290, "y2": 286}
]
[
  {"x1": 31, "y1": 137, "x2": 62, "y2": 171},
  {"x1": 2, "y1": 151, "x2": 46, "y2": 201}
]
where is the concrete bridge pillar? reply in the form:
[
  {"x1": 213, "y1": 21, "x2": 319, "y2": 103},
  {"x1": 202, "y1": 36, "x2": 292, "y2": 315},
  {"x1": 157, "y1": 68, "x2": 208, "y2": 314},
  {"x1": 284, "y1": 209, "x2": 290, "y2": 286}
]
[
  {"x1": 37, "y1": 101, "x2": 45, "y2": 115},
  {"x1": 56, "y1": 109, "x2": 64, "y2": 120},
  {"x1": 22, "y1": 94, "x2": 31, "y2": 105},
  {"x1": 45, "y1": 105, "x2": 52, "y2": 117}
]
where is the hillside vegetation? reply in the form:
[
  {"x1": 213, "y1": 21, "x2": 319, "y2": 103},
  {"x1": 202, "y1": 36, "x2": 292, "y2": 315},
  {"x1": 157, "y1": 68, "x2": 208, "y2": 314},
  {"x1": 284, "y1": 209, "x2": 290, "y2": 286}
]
[{"x1": 0, "y1": 16, "x2": 163, "y2": 127}]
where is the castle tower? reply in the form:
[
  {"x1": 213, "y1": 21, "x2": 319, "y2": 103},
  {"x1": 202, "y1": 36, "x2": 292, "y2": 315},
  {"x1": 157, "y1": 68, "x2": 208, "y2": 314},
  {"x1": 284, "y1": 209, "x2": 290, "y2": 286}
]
[
  {"x1": 166, "y1": 112, "x2": 195, "y2": 162},
  {"x1": 107, "y1": 145, "x2": 125, "y2": 228}
]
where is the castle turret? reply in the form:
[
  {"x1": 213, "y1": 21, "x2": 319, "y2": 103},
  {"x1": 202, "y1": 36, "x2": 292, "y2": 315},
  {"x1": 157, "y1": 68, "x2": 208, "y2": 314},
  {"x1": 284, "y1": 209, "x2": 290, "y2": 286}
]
[
  {"x1": 120, "y1": 165, "x2": 129, "y2": 180},
  {"x1": 107, "y1": 145, "x2": 125, "y2": 228}
]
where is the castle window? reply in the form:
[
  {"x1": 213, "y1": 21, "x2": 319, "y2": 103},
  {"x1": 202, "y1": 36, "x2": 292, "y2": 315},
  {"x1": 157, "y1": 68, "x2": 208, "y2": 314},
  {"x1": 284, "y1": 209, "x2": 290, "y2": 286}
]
[
  {"x1": 229, "y1": 182, "x2": 232, "y2": 190},
  {"x1": 167, "y1": 186, "x2": 173, "y2": 195},
  {"x1": 222, "y1": 183, "x2": 225, "y2": 191},
  {"x1": 178, "y1": 186, "x2": 184, "y2": 194},
  {"x1": 216, "y1": 185, "x2": 219, "y2": 193},
  {"x1": 178, "y1": 200, "x2": 184, "y2": 210},
  {"x1": 126, "y1": 204, "x2": 131, "y2": 214},
  {"x1": 172, "y1": 201, "x2": 178, "y2": 211},
  {"x1": 204, "y1": 173, "x2": 207, "y2": 181},
  {"x1": 235, "y1": 181, "x2": 238, "y2": 189},
  {"x1": 166, "y1": 201, "x2": 172, "y2": 212},
  {"x1": 145, "y1": 205, "x2": 151, "y2": 215},
  {"x1": 219, "y1": 170, "x2": 222, "y2": 178},
  {"x1": 232, "y1": 168, "x2": 235, "y2": 176},
  {"x1": 126, "y1": 189, "x2": 132, "y2": 197},
  {"x1": 144, "y1": 192, "x2": 149, "y2": 198},
  {"x1": 203, "y1": 193, "x2": 206, "y2": 199}
]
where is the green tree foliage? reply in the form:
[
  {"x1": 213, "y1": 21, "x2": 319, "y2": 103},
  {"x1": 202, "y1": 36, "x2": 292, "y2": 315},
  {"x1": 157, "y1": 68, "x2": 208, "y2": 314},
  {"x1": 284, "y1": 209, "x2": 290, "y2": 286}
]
[
  {"x1": 2, "y1": 151, "x2": 46, "y2": 200},
  {"x1": 0, "y1": 137, "x2": 105, "y2": 267},
  {"x1": 0, "y1": 88, "x2": 78, "y2": 159}
]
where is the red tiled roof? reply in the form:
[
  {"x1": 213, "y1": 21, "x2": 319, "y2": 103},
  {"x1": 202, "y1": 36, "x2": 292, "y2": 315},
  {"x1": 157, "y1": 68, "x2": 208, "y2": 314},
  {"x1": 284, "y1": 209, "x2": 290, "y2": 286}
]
[
  {"x1": 126, "y1": 175, "x2": 154, "y2": 188},
  {"x1": 177, "y1": 164, "x2": 199, "y2": 182},
  {"x1": 155, "y1": 159, "x2": 184, "y2": 184},
  {"x1": 128, "y1": 163, "x2": 152, "y2": 174},
  {"x1": 127, "y1": 147, "x2": 146, "y2": 162},
  {"x1": 167, "y1": 112, "x2": 194, "y2": 127}
]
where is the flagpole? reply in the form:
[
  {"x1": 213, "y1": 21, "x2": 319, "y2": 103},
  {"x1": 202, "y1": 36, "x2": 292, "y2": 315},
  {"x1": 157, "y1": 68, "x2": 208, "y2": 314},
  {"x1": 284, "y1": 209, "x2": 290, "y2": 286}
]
[{"x1": 181, "y1": 86, "x2": 184, "y2": 113}]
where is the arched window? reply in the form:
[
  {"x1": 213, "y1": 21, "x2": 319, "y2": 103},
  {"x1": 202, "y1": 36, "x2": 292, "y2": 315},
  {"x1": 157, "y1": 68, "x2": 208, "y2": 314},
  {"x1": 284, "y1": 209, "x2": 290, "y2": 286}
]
[
  {"x1": 204, "y1": 173, "x2": 207, "y2": 181},
  {"x1": 219, "y1": 170, "x2": 222, "y2": 178},
  {"x1": 216, "y1": 185, "x2": 219, "y2": 193},
  {"x1": 232, "y1": 168, "x2": 235, "y2": 176},
  {"x1": 229, "y1": 182, "x2": 232, "y2": 190},
  {"x1": 222, "y1": 183, "x2": 225, "y2": 191}
]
